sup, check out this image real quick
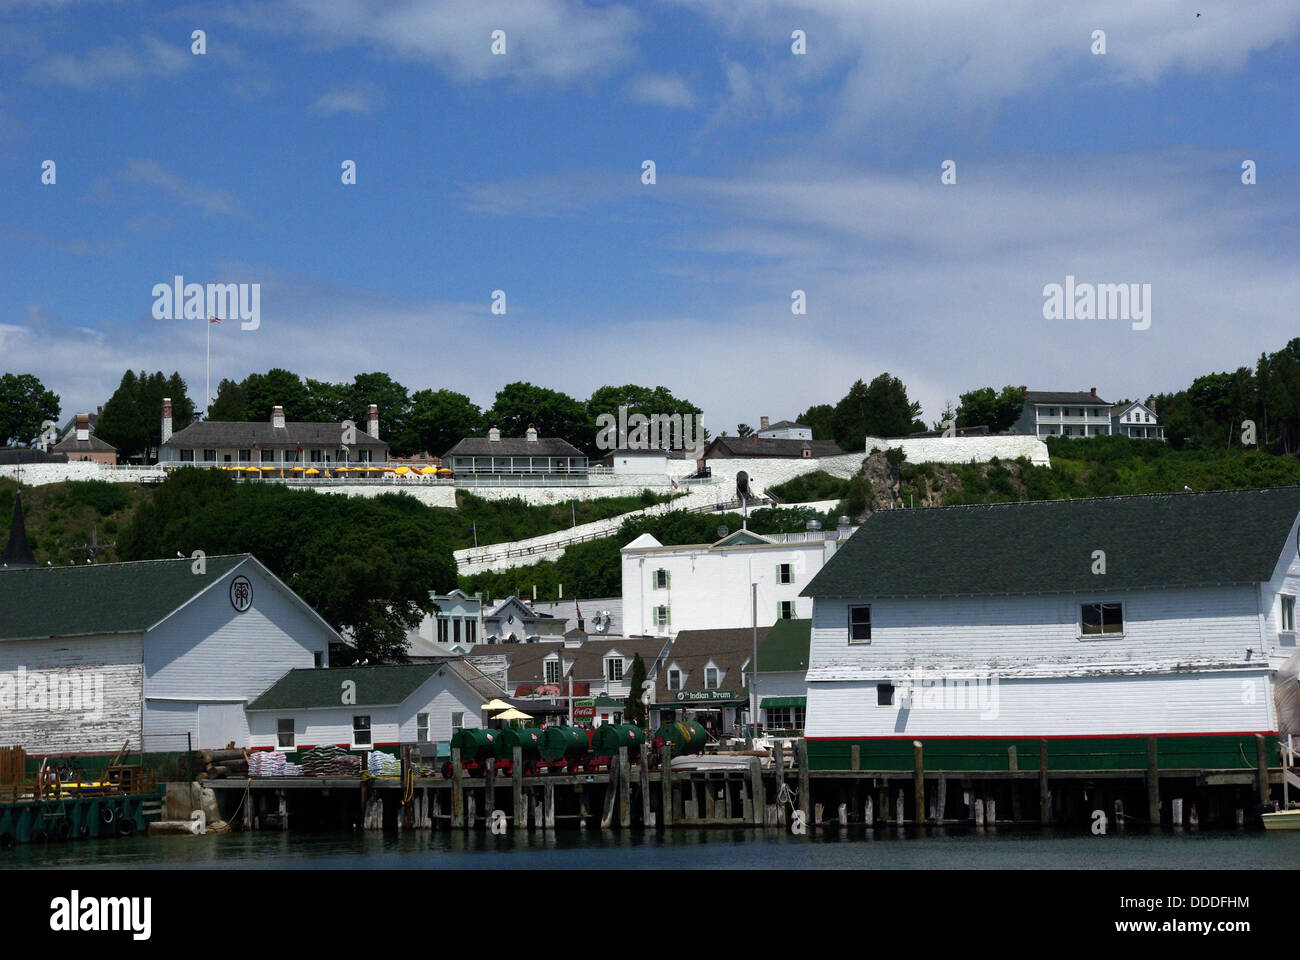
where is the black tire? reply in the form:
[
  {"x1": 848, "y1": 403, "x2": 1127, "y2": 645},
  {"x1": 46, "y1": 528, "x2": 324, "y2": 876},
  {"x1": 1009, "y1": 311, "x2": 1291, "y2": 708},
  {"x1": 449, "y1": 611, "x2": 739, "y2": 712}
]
[
  {"x1": 116, "y1": 817, "x2": 136, "y2": 838},
  {"x1": 100, "y1": 805, "x2": 115, "y2": 824},
  {"x1": 54, "y1": 820, "x2": 72, "y2": 842}
]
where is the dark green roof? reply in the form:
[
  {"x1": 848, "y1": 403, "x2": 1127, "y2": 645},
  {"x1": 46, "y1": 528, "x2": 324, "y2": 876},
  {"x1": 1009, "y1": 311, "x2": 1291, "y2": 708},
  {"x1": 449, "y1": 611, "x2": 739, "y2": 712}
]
[
  {"x1": 0, "y1": 555, "x2": 249, "y2": 641},
  {"x1": 756, "y1": 618, "x2": 811, "y2": 673},
  {"x1": 802, "y1": 487, "x2": 1300, "y2": 599},
  {"x1": 248, "y1": 664, "x2": 444, "y2": 710}
]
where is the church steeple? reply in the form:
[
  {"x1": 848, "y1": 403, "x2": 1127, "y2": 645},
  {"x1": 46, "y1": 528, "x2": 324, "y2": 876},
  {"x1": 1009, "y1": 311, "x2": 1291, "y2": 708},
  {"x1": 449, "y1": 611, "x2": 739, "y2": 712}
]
[{"x1": 2, "y1": 490, "x2": 37, "y2": 568}]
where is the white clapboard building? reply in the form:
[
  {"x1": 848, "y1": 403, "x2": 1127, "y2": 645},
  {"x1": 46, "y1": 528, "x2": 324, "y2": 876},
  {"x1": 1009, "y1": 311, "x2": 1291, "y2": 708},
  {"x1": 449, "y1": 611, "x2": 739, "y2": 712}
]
[
  {"x1": 798, "y1": 488, "x2": 1300, "y2": 773},
  {"x1": 0, "y1": 554, "x2": 338, "y2": 755},
  {"x1": 246, "y1": 660, "x2": 507, "y2": 753},
  {"x1": 622, "y1": 523, "x2": 853, "y2": 637}
]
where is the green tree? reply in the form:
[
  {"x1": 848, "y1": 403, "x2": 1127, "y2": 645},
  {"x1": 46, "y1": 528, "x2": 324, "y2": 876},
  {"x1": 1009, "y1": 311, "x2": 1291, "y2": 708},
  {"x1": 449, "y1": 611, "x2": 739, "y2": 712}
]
[
  {"x1": 243, "y1": 368, "x2": 312, "y2": 422},
  {"x1": 736, "y1": 423, "x2": 754, "y2": 437},
  {"x1": 830, "y1": 374, "x2": 924, "y2": 449},
  {"x1": 208, "y1": 377, "x2": 248, "y2": 421},
  {"x1": 408, "y1": 389, "x2": 485, "y2": 459},
  {"x1": 956, "y1": 385, "x2": 1026, "y2": 433},
  {"x1": 795, "y1": 402, "x2": 836, "y2": 441},
  {"x1": 348, "y1": 372, "x2": 414, "y2": 455},
  {"x1": 487, "y1": 382, "x2": 589, "y2": 452},
  {"x1": 96, "y1": 370, "x2": 194, "y2": 460},
  {"x1": 585, "y1": 384, "x2": 706, "y2": 453},
  {"x1": 624, "y1": 653, "x2": 648, "y2": 726},
  {"x1": 0, "y1": 373, "x2": 60, "y2": 447}
]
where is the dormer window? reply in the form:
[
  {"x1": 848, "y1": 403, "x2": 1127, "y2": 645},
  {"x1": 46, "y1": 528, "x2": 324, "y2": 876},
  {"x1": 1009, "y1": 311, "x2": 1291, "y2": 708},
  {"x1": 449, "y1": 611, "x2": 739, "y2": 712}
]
[
  {"x1": 1282, "y1": 596, "x2": 1296, "y2": 634},
  {"x1": 544, "y1": 658, "x2": 561, "y2": 685},
  {"x1": 668, "y1": 667, "x2": 681, "y2": 690},
  {"x1": 605, "y1": 657, "x2": 624, "y2": 682},
  {"x1": 704, "y1": 666, "x2": 719, "y2": 689}
]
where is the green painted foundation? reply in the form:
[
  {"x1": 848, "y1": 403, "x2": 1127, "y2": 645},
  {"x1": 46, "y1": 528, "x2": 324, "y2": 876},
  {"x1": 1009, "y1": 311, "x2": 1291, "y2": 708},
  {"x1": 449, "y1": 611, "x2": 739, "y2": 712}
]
[
  {"x1": 0, "y1": 789, "x2": 162, "y2": 846},
  {"x1": 807, "y1": 734, "x2": 1280, "y2": 772}
]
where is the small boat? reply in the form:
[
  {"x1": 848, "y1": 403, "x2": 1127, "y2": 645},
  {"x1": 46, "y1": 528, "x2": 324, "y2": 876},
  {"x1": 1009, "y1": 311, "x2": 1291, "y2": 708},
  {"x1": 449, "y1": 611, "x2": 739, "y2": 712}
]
[{"x1": 1262, "y1": 808, "x2": 1300, "y2": 830}]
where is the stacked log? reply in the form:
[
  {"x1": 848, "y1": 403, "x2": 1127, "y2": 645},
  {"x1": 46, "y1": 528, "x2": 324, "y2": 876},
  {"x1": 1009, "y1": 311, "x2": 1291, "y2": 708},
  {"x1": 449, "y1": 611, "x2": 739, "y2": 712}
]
[{"x1": 195, "y1": 748, "x2": 249, "y2": 780}]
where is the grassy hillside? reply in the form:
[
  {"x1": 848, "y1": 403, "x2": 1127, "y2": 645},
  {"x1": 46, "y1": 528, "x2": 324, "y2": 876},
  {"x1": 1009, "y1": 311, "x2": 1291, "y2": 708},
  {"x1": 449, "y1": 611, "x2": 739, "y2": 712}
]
[{"x1": 0, "y1": 478, "x2": 148, "y2": 565}]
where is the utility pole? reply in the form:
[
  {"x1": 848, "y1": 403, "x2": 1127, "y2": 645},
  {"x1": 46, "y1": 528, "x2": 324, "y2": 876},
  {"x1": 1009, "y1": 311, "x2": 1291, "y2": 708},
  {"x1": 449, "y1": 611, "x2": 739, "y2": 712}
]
[{"x1": 750, "y1": 581, "x2": 759, "y2": 739}]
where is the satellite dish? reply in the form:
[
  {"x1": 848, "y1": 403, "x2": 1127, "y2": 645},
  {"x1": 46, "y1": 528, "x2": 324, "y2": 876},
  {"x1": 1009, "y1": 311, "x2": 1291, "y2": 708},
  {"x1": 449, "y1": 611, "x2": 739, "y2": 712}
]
[
  {"x1": 736, "y1": 470, "x2": 750, "y2": 499},
  {"x1": 716, "y1": 524, "x2": 729, "y2": 539}
]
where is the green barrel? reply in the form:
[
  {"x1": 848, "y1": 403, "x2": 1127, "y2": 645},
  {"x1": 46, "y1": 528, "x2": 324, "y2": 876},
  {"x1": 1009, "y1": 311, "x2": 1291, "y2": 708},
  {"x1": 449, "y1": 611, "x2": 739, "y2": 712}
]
[
  {"x1": 539, "y1": 726, "x2": 589, "y2": 762},
  {"x1": 654, "y1": 720, "x2": 708, "y2": 756},
  {"x1": 592, "y1": 723, "x2": 646, "y2": 755},
  {"x1": 451, "y1": 727, "x2": 502, "y2": 763},
  {"x1": 495, "y1": 727, "x2": 545, "y2": 761}
]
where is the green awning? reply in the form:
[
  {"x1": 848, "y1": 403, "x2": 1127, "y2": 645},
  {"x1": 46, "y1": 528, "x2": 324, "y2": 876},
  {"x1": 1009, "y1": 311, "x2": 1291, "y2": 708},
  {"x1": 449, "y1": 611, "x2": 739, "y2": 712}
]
[{"x1": 761, "y1": 696, "x2": 806, "y2": 708}]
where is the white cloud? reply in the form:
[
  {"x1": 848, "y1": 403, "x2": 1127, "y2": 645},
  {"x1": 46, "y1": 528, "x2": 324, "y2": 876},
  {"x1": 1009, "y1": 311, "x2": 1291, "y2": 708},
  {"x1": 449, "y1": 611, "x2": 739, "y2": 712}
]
[
  {"x1": 311, "y1": 80, "x2": 385, "y2": 115},
  {"x1": 119, "y1": 159, "x2": 242, "y2": 217},
  {"x1": 32, "y1": 35, "x2": 191, "y2": 89},
  {"x1": 624, "y1": 72, "x2": 696, "y2": 109}
]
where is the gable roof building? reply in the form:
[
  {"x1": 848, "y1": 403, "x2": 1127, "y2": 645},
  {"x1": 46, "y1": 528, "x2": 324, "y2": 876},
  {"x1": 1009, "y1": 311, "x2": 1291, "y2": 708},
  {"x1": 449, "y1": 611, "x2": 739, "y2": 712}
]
[
  {"x1": 1013, "y1": 388, "x2": 1113, "y2": 439},
  {"x1": 0, "y1": 554, "x2": 339, "y2": 753},
  {"x1": 1111, "y1": 400, "x2": 1165, "y2": 440},
  {"x1": 798, "y1": 487, "x2": 1300, "y2": 772},
  {"x1": 158, "y1": 400, "x2": 389, "y2": 466},
  {"x1": 701, "y1": 435, "x2": 843, "y2": 459},
  {"x1": 443, "y1": 426, "x2": 588, "y2": 475}
]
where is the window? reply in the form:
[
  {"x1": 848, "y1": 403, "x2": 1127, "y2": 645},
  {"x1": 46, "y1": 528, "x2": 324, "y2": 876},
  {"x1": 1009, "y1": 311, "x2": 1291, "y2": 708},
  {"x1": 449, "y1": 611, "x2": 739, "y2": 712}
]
[
  {"x1": 777, "y1": 563, "x2": 793, "y2": 585},
  {"x1": 416, "y1": 713, "x2": 429, "y2": 742},
  {"x1": 654, "y1": 605, "x2": 671, "y2": 628},
  {"x1": 352, "y1": 715, "x2": 372, "y2": 747},
  {"x1": 453, "y1": 619, "x2": 462, "y2": 644},
  {"x1": 778, "y1": 600, "x2": 795, "y2": 620},
  {"x1": 202, "y1": 449, "x2": 216, "y2": 462},
  {"x1": 545, "y1": 658, "x2": 561, "y2": 685},
  {"x1": 450, "y1": 712, "x2": 465, "y2": 733},
  {"x1": 705, "y1": 666, "x2": 719, "y2": 689},
  {"x1": 437, "y1": 618, "x2": 449, "y2": 644},
  {"x1": 605, "y1": 658, "x2": 624, "y2": 682},
  {"x1": 311, "y1": 449, "x2": 323, "y2": 462},
  {"x1": 239, "y1": 449, "x2": 251, "y2": 462},
  {"x1": 654, "y1": 569, "x2": 671, "y2": 589},
  {"x1": 1283, "y1": 596, "x2": 1296, "y2": 633},
  {"x1": 262, "y1": 448, "x2": 275, "y2": 462},
  {"x1": 313, "y1": 651, "x2": 323, "y2": 668},
  {"x1": 180, "y1": 449, "x2": 194, "y2": 462},
  {"x1": 849, "y1": 605, "x2": 872, "y2": 643},
  {"x1": 766, "y1": 706, "x2": 806, "y2": 730},
  {"x1": 465, "y1": 620, "x2": 477, "y2": 643},
  {"x1": 276, "y1": 718, "x2": 295, "y2": 750},
  {"x1": 1081, "y1": 602, "x2": 1124, "y2": 636},
  {"x1": 668, "y1": 668, "x2": 681, "y2": 690},
  {"x1": 877, "y1": 683, "x2": 894, "y2": 706}
]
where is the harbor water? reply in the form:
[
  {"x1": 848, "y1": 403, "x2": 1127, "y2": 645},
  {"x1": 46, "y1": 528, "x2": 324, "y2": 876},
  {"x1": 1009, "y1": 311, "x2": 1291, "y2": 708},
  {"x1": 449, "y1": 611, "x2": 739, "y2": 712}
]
[{"x1": 7, "y1": 826, "x2": 1299, "y2": 870}]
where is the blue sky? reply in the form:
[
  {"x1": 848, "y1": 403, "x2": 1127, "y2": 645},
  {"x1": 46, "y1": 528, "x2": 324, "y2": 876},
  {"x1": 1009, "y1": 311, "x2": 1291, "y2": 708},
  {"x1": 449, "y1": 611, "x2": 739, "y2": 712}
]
[{"x1": 2, "y1": 0, "x2": 1298, "y2": 432}]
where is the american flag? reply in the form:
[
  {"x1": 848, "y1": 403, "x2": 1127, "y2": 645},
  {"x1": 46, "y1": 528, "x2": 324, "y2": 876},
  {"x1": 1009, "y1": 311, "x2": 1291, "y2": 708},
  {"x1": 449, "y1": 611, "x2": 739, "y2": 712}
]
[{"x1": 208, "y1": 315, "x2": 222, "y2": 324}]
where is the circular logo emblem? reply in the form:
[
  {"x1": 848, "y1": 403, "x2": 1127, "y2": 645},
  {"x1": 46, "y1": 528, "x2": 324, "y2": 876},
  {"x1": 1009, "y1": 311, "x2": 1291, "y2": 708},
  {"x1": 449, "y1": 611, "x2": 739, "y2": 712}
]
[
  {"x1": 229, "y1": 575, "x2": 253, "y2": 613},
  {"x1": 676, "y1": 691, "x2": 685, "y2": 701}
]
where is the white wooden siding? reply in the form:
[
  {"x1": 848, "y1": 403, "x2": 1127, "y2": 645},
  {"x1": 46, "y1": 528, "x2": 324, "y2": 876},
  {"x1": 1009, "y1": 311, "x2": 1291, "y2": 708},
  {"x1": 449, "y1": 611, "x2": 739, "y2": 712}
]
[
  {"x1": 0, "y1": 634, "x2": 143, "y2": 754},
  {"x1": 144, "y1": 561, "x2": 331, "y2": 701},
  {"x1": 805, "y1": 669, "x2": 1274, "y2": 739},
  {"x1": 808, "y1": 585, "x2": 1262, "y2": 679}
]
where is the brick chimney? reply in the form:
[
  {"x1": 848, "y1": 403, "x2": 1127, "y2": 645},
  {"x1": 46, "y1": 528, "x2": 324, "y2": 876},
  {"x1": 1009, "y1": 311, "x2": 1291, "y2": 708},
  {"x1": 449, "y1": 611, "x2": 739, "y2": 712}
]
[
  {"x1": 525, "y1": 424, "x2": 538, "y2": 442},
  {"x1": 161, "y1": 398, "x2": 173, "y2": 444},
  {"x1": 367, "y1": 404, "x2": 379, "y2": 439},
  {"x1": 488, "y1": 426, "x2": 501, "y2": 442},
  {"x1": 271, "y1": 405, "x2": 286, "y2": 430},
  {"x1": 75, "y1": 413, "x2": 90, "y2": 442},
  {"x1": 760, "y1": 416, "x2": 770, "y2": 430},
  {"x1": 1090, "y1": 387, "x2": 1098, "y2": 398}
]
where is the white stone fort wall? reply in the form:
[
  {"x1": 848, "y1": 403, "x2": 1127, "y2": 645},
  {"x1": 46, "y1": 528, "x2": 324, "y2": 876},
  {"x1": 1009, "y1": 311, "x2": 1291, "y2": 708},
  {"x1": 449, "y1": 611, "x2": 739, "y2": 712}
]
[{"x1": 857, "y1": 434, "x2": 1051, "y2": 467}]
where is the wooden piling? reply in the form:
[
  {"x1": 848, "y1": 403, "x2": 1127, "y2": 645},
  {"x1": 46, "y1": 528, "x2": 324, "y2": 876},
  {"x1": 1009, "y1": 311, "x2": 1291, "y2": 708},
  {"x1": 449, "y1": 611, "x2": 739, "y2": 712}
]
[
  {"x1": 639, "y1": 744, "x2": 654, "y2": 828},
  {"x1": 851, "y1": 745, "x2": 861, "y2": 772},
  {"x1": 773, "y1": 741, "x2": 786, "y2": 827},
  {"x1": 749, "y1": 757, "x2": 765, "y2": 826},
  {"x1": 797, "y1": 739, "x2": 811, "y2": 826},
  {"x1": 1146, "y1": 737, "x2": 1160, "y2": 825},
  {"x1": 618, "y1": 747, "x2": 631, "y2": 828},
  {"x1": 1256, "y1": 734, "x2": 1270, "y2": 805},
  {"x1": 661, "y1": 743, "x2": 674, "y2": 828},
  {"x1": 451, "y1": 747, "x2": 465, "y2": 829},
  {"x1": 278, "y1": 790, "x2": 288, "y2": 831},
  {"x1": 512, "y1": 747, "x2": 524, "y2": 830},
  {"x1": 1038, "y1": 739, "x2": 1050, "y2": 824},
  {"x1": 544, "y1": 783, "x2": 555, "y2": 829},
  {"x1": 935, "y1": 774, "x2": 946, "y2": 823},
  {"x1": 912, "y1": 740, "x2": 924, "y2": 824},
  {"x1": 484, "y1": 758, "x2": 496, "y2": 827},
  {"x1": 600, "y1": 758, "x2": 618, "y2": 828}
]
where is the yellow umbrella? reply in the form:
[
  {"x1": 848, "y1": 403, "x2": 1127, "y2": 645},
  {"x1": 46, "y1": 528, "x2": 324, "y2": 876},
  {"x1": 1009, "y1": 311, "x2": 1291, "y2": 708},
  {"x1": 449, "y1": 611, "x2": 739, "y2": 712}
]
[
  {"x1": 305, "y1": 467, "x2": 320, "y2": 475},
  {"x1": 394, "y1": 466, "x2": 410, "y2": 476},
  {"x1": 420, "y1": 466, "x2": 438, "y2": 474},
  {"x1": 481, "y1": 699, "x2": 511, "y2": 712},
  {"x1": 437, "y1": 467, "x2": 453, "y2": 475},
  {"x1": 492, "y1": 708, "x2": 533, "y2": 722},
  {"x1": 291, "y1": 465, "x2": 304, "y2": 472},
  {"x1": 244, "y1": 466, "x2": 261, "y2": 473}
]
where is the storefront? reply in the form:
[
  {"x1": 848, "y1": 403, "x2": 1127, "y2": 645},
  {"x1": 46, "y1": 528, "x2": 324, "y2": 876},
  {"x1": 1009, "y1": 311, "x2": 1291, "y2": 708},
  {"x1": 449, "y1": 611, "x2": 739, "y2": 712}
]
[{"x1": 651, "y1": 690, "x2": 748, "y2": 739}]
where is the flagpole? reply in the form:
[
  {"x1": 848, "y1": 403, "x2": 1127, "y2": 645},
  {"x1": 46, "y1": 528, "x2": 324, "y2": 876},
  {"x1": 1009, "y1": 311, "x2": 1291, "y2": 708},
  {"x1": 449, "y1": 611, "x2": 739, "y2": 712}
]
[{"x1": 205, "y1": 316, "x2": 211, "y2": 419}]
